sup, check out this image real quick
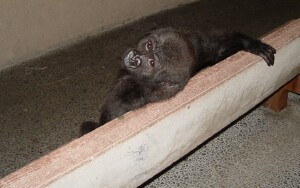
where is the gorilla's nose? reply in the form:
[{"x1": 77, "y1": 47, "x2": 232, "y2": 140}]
[{"x1": 123, "y1": 49, "x2": 141, "y2": 69}]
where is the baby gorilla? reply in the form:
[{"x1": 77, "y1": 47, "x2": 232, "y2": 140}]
[{"x1": 81, "y1": 28, "x2": 276, "y2": 135}]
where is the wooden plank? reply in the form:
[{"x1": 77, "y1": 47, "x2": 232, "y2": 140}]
[{"x1": 264, "y1": 75, "x2": 300, "y2": 112}]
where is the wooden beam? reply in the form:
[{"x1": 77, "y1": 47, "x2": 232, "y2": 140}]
[{"x1": 263, "y1": 75, "x2": 300, "y2": 112}]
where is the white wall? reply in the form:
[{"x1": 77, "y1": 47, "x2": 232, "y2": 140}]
[{"x1": 0, "y1": 0, "x2": 196, "y2": 70}]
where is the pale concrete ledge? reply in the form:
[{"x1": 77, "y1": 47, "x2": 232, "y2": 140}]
[{"x1": 1, "y1": 19, "x2": 300, "y2": 187}]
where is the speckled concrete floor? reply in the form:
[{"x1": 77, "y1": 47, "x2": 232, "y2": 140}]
[{"x1": 0, "y1": 0, "x2": 299, "y2": 185}]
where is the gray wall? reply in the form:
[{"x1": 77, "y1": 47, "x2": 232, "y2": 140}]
[{"x1": 0, "y1": 0, "x2": 196, "y2": 70}]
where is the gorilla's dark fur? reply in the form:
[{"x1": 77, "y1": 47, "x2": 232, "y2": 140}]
[{"x1": 81, "y1": 28, "x2": 275, "y2": 135}]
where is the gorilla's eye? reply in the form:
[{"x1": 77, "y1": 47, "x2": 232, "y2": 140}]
[
  {"x1": 148, "y1": 59, "x2": 155, "y2": 67},
  {"x1": 146, "y1": 41, "x2": 153, "y2": 51}
]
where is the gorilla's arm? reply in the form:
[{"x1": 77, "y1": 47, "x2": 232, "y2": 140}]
[
  {"x1": 196, "y1": 32, "x2": 276, "y2": 66},
  {"x1": 80, "y1": 76, "x2": 146, "y2": 135}
]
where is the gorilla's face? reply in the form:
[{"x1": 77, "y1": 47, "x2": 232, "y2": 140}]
[{"x1": 122, "y1": 28, "x2": 193, "y2": 80}]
